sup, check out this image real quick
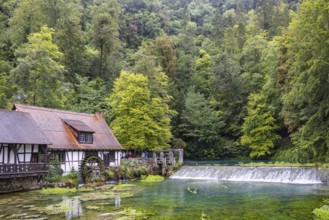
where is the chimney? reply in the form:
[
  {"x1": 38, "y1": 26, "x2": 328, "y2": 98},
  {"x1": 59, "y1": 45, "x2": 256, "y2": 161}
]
[{"x1": 95, "y1": 111, "x2": 103, "y2": 120}]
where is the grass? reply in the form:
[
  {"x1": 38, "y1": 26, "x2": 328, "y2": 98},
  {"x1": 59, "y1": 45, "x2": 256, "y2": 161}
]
[{"x1": 238, "y1": 162, "x2": 329, "y2": 167}]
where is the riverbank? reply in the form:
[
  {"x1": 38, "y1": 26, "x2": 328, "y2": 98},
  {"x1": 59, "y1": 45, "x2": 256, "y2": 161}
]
[{"x1": 185, "y1": 160, "x2": 329, "y2": 168}]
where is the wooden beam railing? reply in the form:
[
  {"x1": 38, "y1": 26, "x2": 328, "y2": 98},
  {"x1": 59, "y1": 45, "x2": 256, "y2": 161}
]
[{"x1": 0, "y1": 163, "x2": 47, "y2": 175}]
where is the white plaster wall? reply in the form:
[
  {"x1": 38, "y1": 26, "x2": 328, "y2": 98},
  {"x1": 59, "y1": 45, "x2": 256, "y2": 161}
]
[
  {"x1": 117, "y1": 151, "x2": 121, "y2": 166},
  {"x1": 62, "y1": 151, "x2": 85, "y2": 174},
  {"x1": 33, "y1": 145, "x2": 39, "y2": 153},
  {"x1": 25, "y1": 145, "x2": 32, "y2": 153},
  {"x1": 3, "y1": 147, "x2": 8, "y2": 164},
  {"x1": 25, "y1": 153, "x2": 31, "y2": 162},
  {"x1": 9, "y1": 150, "x2": 15, "y2": 164},
  {"x1": 98, "y1": 152, "x2": 104, "y2": 160}
]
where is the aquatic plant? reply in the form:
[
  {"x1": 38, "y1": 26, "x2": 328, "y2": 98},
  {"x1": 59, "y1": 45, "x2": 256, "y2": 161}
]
[
  {"x1": 30, "y1": 201, "x2": 71, "y2": 215},
  {"x1": 39, "y1": 187, "x2": 77, "y2": 195},
  {"x1": 313, "y1": 199, "x2": 329, "y2": 220},
  {"x1": 78, "y1": 191, "x2": 134, "y2": 202},
  {"x1": 141, "y1": 175, "x2": 164, "y2": 182},
  {"x1": 186, "y1": 187, "x2": 198, "y2": 194},
  {"x1": 86, "y1": 205, "x2": 101, "y2": 210},
  {"x1": 98, "y1": 207, "x2": 155, "y2": 219},
  {"x1": 112, "y1": 183, "x2": 137, "y2": 192}
]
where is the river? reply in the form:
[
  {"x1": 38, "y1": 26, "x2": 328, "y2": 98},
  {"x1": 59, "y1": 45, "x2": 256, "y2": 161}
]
[{"x1": 0, "y1": 178, "x2": 328, "y2": 219}]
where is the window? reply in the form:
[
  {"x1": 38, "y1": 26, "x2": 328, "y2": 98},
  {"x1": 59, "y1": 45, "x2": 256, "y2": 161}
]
[
  {"x1": 78, "y1": 132, "x2": 93, "y2": 144},
  {"x1": 50, "y1": 152, "x2": 66, "y2": 163}
]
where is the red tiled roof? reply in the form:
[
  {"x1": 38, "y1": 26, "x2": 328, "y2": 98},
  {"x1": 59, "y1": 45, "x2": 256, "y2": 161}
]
[
  {"x1": 13, "y1": 104, "x2": 123, "y2": 150},
  {"x1": 0, "y1": 110, "x2": 51, "y2": 145}
]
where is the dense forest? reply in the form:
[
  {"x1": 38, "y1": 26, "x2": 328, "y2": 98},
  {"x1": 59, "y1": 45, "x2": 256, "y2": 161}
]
[{"x1": 0, "y1": 0, "x2": 328, "y2": 162}]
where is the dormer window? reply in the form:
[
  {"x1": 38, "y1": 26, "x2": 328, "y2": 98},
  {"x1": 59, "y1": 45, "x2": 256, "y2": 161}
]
[
  {"x1": 63, "y1": 119, "x2": 95, "y2": 144},
  {"x1": 78, "y1": 132, "x2": 93, "y2": 144}
]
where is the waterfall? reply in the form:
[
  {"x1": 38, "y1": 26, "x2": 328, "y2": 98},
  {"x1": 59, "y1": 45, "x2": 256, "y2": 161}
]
[{"x1": 170, "y1": 166, "x2": 329, "y2": 184}]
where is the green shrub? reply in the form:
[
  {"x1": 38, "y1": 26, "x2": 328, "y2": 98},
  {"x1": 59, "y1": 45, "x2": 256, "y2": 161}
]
[
  {"x1": 273, "y1": 147, "x2": 313, "y2": 163},
  {"x1": 62, "y1": 168, "x2": 78, "y2": 187},
  {"x1": 313, "y1": 205, "x2": 329, "y2": 219},
  {"x1": 105, "y1": 169, "x2": 116, "y2": 180},
  {"x1": 45, "y1": 158, "x2": 63, "y2": 183}
]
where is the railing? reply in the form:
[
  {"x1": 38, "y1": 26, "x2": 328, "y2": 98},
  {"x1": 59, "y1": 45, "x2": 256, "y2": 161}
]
[{"x1": 0, "y1": 163, "x2": 47, "y2": 175}]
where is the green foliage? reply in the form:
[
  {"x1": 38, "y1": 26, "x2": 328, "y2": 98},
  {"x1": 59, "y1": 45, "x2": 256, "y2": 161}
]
[
  {"x1": 90, "y1": 0, "x2": 121, "y2": 77},
  {"x1": 39, "y1": 187, "x2": 77, "y2": 195},
  {"x1": 141, "y1": 175, "x2": 165, "y2": 182},
  {"x1": 8, "y1": 0, "x2": 47, "y2": 46},
  {"x1": 0, "y1": 72, "x2": 14, "y2": 108},
  {"x1": 280, "y1": 0, "x2": 329, "y2": 162},
  {"x1": 180, "y1": 87, "x2": 226, "y2": 159},
  {"x1": 55, "y1": 0, "x2": 86, "y2": 83},
  {"x1": 273, "y1": 147, "x2": 314, "y2": 164},
  {"x1": 108, "y1": 71, "x2": 175, "y2": 151},
  {"x1": 171, "y1": 138, "x2": 187, "y2": 149},
  {"x1": 314, "y1": 201, "x2": 329, "y2": 220},
  {"x1": 192, "y1": 49, "x2": 213, "y2": 96},
  {"x1": 65, "y1": 74, "x2": 107, "y2": 114},
  {"x1": 45, "y1": 158, "x2": 63, "y2": 183},
  {"x1": 105, "y1": 159, "x2": 151, "y2": 181},
  {"x1": 241, "y1": 92, "x2": 279, "y2": 158},
  {"x1": 11, "y1": 26, "x2": 65, "y2": 108},
  {"x1": 2, "y1": 0, "x2": 327, "y2": 162},
  {"x1": 62, "y1": 169, "x2": 78, "y2": 188}
]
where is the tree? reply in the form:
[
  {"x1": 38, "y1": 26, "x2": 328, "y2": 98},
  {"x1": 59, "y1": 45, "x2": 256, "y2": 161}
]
[
  {"x1": 150, "y1": 34, "x2": 177, "y2": 80},
  {"x1": 211, "y1": 52, "x2": 243, "y2": 136},
  {"x1": 0, "y1": 73, "x2": 14, "y2": 108},
  {"x1": 108, "y1": 71, "x2": 174, "y2": 151},
  {"x1": 280, "y1": 0, "x2": 329, "y2": 162},
  {"x1": 11, "y1": 26, "x2": 65, "y2": 107},
  {"x1": 65, "y1": 75, "x2": 107, "y2": 114},
  {"x1": 55, "y1": 0, "x2": 86, "y2": 83},
  {"x1": 180, "y1": 87, "x2": 225, "y2": 159},
  {"x1": 129, "y1": 44, "x2": 172, "y2": 103},
  {"x1": 192, "y1": 49, "x2": 213, "y2": 96},
  {"x1": 241, "y1": 92, "x2": 279, "y2": 158},
  {"x1": 9, "y1": 0, "x2": 47, "y2": 46},
  {"x1": 90, "y1": 0, "x2": 121, "y2": 77},
  {"x1": 240, "y1": 32, "x2": 268, "y2": 95}
]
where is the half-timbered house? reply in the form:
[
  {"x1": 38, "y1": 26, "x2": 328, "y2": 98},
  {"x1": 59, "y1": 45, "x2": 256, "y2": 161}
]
[
  {"x1": 14, "y1": 104, "x2": 123, "y2": 174},
  {"x1": 0, "y1": 110, "x2": 50, "y2": 193}
]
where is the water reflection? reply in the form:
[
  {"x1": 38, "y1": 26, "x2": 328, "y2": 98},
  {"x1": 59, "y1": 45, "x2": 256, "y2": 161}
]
[
  {"x1": 62, "y1": 197, "x2": 83, "y2": 219},
  {"x1": 115, "y1": 196, "x2": 121, "y2": 208}
]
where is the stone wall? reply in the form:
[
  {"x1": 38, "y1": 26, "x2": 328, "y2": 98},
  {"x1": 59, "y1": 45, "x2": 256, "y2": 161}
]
[{"x1": 0, "y1": 177, "x2": 41, "y2": 194}]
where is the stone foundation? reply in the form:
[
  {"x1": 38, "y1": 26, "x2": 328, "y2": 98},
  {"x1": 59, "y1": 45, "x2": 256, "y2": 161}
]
[{"x1": 0, "y1": 176, "x2": 41, "y2": 194}]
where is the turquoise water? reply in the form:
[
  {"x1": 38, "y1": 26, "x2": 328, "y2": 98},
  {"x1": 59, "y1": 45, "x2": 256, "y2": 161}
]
[{"x1": 0, "y1": 179, "x2": 328, "y2": 219}]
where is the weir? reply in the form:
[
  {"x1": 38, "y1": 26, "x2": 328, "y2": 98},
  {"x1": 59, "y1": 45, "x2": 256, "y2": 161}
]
[{"x1": 170, "y1": 166, "x2": 329, "y2": 184}]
